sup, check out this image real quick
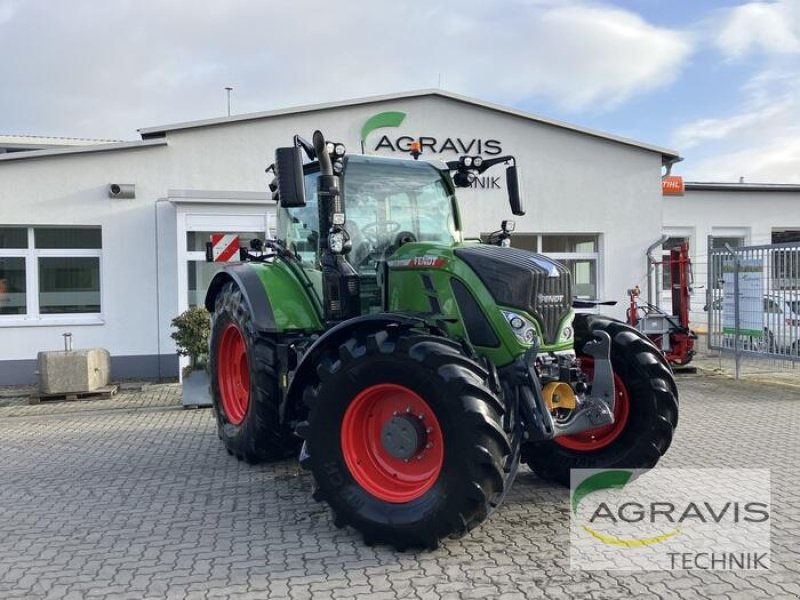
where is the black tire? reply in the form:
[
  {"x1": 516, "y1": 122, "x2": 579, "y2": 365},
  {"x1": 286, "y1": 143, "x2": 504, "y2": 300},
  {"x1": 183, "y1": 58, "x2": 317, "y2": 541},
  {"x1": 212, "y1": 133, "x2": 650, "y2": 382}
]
[
  {"x1": 299, "y1": 329, "x2": 511, "y2": 550},
  {"x1": 522, "y1": 314, "x2": 678, "y2": 487},
  {"x1": 209, "y1": 281, "x2": 297, "y2": 463}
]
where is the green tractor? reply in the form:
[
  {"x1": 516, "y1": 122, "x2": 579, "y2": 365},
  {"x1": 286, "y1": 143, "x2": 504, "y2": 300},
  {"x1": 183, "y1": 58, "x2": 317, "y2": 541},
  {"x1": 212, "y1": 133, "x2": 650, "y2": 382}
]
[{"x1": 205, "y1": 131, "x2": 678, "y2": 550}]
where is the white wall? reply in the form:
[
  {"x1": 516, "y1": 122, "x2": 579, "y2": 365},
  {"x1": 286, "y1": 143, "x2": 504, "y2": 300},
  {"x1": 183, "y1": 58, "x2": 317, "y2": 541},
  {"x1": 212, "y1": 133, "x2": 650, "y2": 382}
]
[
  {"x1": 0, "y1": 146, "x2": 171, "y2": 378},
  {"x1": 0, "y1": 95, "x2": 667, "y2": 382},
  {"x1": 663, "y1": 188, "x2": 800, "y2": 328},
  {"x1": 161, "y1": 94, "x2": 664, "y2": 322}
]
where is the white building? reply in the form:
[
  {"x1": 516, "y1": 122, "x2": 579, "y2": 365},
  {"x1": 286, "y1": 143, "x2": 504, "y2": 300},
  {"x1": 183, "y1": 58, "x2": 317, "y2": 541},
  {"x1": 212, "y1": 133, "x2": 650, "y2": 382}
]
[
  {"x1": 662, "y1": 182, "x2": 800, "y2": 329},
  {"x1": 0, "y1": 90, "x2": 677, "y2": 384}
]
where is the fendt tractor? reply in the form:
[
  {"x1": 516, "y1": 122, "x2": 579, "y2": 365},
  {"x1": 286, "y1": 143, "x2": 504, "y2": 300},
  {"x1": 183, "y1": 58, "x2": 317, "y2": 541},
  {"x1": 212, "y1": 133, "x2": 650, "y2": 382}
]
[{"x1": 204, "y1": 131, "x2": 679, "y2": 550}]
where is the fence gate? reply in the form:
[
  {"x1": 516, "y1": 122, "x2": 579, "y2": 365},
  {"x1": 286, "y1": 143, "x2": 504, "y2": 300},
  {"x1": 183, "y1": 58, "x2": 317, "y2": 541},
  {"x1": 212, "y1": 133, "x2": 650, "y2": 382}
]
[{"x1": 707, "y1": 238, "x2": 800, "y2": 373}]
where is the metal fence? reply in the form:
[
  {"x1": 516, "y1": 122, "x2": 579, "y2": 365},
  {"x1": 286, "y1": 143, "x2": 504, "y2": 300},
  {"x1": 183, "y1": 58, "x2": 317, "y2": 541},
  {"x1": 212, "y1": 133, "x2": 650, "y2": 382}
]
[{"x1": 708, "y1": 238, "x2": 800, "y2": 374}]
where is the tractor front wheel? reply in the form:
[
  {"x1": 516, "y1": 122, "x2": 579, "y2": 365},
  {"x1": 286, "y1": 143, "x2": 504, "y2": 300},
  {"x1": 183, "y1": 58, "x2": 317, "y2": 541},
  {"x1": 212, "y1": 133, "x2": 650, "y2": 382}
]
[
  {"x1": 523, "y1": 315, "x2": 678, "y2": 487},
  {"x1": 209, "y1": 282, "x2": 297, "y2": 463},
  {"x1": 299, "y1": 330, "x2": 511, "y2": 550}
]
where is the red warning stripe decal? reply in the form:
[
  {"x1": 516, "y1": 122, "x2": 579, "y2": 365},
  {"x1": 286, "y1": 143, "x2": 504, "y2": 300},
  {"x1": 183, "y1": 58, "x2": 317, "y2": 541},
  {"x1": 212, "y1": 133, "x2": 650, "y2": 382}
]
[{"x1": 210, "y1": 233, "x2": 240, "y2": 262}]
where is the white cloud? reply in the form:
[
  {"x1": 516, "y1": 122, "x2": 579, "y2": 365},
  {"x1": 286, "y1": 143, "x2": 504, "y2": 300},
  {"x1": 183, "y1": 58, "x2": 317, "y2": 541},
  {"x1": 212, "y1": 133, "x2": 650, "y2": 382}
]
[
  {"x1": 685, "y1": 136, "x2": 800, "y2": 183},
  {"x1": 675, "y1": 2, "x2": 800, "y2": 183},
  {"x1": 677, "y1": 69, "x2": 800, "y2": 182},
  {"x1": 715, "y1": 1, "x2": 800, "y2": 58},
  {"x1": 0, "y1": 0, "x2": 692, "y2": 139},
  {"x1": 673, "y1": 71, "x2": 795, "y2": 150}
]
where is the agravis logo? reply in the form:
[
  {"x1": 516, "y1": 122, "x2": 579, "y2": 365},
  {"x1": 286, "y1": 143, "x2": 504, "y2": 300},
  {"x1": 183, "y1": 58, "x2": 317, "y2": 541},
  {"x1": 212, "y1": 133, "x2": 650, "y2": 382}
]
[
  {"x1": 572, "y1": 470, "x2": 681, "y2": 547},
  {"x1": 570, "y1": 469, "x2": 771, "y2": 571},
  {"x1": 360, "y1": 111, "x2": 406, "y2": 147},
  {"x1": 360, "y1": 110, "x2": 504, "y2": 157}
]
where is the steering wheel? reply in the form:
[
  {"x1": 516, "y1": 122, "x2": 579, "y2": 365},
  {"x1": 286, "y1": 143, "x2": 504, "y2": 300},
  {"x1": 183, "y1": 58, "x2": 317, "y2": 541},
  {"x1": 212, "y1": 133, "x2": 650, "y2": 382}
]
[{"x1": 362, "y1": 220, "x2": 402, "y2": 242}]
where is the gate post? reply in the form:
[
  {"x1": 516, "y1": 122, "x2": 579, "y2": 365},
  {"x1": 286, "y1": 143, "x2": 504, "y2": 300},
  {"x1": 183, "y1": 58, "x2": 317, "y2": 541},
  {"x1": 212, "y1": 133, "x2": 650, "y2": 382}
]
[{"x1": 725, "y1": 243, "x2": 741, "y2": 380}]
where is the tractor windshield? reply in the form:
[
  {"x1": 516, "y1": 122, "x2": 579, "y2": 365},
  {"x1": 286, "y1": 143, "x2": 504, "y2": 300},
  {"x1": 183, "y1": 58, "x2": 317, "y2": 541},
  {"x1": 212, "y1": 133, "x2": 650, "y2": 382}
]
[
  {"x1": 343, "y1": 155, "x2": 460, "y2": 271},
  {"x1": 276, "y1": 155, "x2": 460, "y2": 275}
]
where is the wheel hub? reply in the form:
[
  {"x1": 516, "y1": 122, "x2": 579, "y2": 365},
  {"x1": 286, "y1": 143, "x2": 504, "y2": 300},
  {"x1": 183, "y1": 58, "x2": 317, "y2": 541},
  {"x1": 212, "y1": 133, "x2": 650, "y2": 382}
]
[
  {"x1": 340, "y1": 383, "x2": 444, "y2": 503},
  {"x1": 381, "y1": 415, "x2": 427, "y2": 460}
]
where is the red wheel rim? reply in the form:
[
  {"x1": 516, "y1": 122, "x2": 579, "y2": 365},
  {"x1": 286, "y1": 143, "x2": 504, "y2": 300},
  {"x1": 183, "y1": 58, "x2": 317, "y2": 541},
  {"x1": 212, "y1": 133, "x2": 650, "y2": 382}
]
[
  {"x1": 555, "y1": 358, "x2": 630, "y2": 451},
  {"x1": 341, "y1": 384, "x2": 444, "y2": 503},
  {"x1": 217, "y1": 322, "x2": 250, "y2": 425}
]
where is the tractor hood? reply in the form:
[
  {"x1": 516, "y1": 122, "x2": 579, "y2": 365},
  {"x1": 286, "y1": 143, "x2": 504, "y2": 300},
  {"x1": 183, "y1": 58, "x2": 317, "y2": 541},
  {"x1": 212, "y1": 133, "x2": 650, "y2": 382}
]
[{"x1": 453, "y1": 245, "x2": 572, "y2": 345}]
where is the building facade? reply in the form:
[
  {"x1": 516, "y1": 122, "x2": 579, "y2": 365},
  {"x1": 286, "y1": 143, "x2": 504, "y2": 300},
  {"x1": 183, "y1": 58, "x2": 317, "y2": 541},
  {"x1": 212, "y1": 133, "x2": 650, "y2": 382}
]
[
  {"x1": 0, "y1": 90, "x2": 676, "y2": 384},
  {"x1": 662, "y1": 182, "x2": 800, "y2": 329}
]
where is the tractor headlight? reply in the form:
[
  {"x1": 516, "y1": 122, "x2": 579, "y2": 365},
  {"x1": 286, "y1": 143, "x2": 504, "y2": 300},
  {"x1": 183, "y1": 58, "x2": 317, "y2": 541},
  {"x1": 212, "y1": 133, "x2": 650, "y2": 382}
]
[
  {"x1": 462, "y1": 156, "x2": 473, "y2": 168},
  {"x1": 502, "y1": 310, "x2": 539, "y2": 346},
  {"x1": 328, "y1": 231, "x2": 345, "y2": 254},
  {"x1": 560, "y1": 325, "x2": 573, "y2": 342},
  {"x1": 334, "y1": 143, "x2": 346, "y2": 156},
  {"x1": 473, "y1": 156, "x2": 483, "y2": 168}
]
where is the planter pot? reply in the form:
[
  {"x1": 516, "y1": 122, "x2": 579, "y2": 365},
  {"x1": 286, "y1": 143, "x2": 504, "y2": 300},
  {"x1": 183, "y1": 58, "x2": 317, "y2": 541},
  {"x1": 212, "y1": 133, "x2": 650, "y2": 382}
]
[{"x1": 182, "y1": 369, "x2": 212, "y2": 408}]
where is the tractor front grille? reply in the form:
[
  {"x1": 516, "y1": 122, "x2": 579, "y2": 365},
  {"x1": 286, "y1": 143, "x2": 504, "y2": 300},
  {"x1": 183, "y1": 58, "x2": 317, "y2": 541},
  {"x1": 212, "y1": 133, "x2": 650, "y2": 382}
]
[{"x1": 455, "y1": 245, "x2": 572, "y2": 345}]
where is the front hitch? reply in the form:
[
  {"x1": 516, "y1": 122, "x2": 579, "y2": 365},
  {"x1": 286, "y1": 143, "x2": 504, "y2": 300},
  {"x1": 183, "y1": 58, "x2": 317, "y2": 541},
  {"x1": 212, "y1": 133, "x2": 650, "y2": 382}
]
[{"x1": 515, "y1": 331, "x2": 616, "y2": 442}]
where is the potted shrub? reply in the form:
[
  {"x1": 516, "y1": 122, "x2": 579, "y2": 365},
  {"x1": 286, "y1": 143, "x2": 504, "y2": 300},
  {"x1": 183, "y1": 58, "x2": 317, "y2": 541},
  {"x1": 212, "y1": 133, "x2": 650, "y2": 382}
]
[{"x1": 171, "y1": 307, "x2": 212, "y2": 408}]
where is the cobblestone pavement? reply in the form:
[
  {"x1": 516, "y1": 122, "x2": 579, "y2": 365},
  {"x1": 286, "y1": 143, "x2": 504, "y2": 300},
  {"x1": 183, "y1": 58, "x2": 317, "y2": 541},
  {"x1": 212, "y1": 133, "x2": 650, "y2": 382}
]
[{"x1": 0, "y1": 376, "x2": 798, "y2": 599}]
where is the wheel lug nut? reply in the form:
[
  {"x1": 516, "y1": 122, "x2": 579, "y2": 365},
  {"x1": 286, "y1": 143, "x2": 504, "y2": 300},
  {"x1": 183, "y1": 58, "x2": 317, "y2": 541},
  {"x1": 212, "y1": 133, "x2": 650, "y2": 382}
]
[
  {"x1": 406, "y1": 407, "x2": 412, "y2": 413},
  {"x1": 425, "y1": 443, "x2": 432, "y2": 449}
]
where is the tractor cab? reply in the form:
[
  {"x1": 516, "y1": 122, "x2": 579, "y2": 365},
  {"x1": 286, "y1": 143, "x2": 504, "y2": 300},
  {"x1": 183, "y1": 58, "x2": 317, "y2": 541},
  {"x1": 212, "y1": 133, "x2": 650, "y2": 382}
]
[{"x1": 276, "y1": 154, "x2": 461, "y2": 314}]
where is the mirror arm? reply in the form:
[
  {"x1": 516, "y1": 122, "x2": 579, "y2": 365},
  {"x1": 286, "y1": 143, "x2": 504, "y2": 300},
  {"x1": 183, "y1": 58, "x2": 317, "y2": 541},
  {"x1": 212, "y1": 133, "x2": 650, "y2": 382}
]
[
  {"x1": 293, "y1": 134, "x2": 316, "y2": 160},
  {"x1": 475, "y1": 155, "x2": 515, "y2": 174}
]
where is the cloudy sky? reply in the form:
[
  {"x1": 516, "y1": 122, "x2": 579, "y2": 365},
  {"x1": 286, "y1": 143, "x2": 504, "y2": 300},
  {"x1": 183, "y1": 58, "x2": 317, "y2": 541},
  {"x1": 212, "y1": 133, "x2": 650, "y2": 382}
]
[{"x1": 1, "y1": 0, "x2": 798, "y2": 182}]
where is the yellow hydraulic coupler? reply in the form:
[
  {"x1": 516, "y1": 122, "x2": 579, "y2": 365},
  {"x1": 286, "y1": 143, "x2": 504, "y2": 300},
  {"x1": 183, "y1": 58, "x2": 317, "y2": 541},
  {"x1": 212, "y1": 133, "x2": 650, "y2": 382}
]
[{"x1": 543, "y1": 381, "x2": 578, "y2": 411}]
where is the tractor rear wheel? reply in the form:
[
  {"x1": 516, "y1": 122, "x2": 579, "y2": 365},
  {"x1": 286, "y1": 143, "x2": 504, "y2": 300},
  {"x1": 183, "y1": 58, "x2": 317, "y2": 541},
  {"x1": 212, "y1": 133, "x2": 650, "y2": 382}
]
[
  {"x1": 209, "y1": 281, "x2": 297, "y2": 463},
  {"x1": 299, "y1": 330, "x2": 511, "y2": 550},
  {"x1": 522, "y1": 315, "x2": 678, "y2": 487}
]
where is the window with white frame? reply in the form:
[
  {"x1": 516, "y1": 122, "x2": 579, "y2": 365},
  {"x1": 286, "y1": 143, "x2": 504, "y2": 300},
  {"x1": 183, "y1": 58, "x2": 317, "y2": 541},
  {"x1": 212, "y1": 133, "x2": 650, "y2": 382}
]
[
  {"x1": 0, "y1": 226, "x2": 102, "y2": 319},
  {"x1": 483, "y1": 233, "x2": 601, "y2": 299}
]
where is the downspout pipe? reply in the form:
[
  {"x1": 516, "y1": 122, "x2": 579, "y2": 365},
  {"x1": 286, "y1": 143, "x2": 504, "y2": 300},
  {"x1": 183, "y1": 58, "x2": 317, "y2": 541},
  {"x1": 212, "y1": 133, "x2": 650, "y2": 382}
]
[{"x1": 646, "y1": 235, "x2": 669, "y2": 307}]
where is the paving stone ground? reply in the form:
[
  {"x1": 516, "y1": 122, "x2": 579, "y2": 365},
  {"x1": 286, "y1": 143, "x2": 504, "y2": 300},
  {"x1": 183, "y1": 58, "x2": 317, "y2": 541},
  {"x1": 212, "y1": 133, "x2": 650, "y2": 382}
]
[{"x1": 0, "y1": 375, "x2": 798, "y2": 599}]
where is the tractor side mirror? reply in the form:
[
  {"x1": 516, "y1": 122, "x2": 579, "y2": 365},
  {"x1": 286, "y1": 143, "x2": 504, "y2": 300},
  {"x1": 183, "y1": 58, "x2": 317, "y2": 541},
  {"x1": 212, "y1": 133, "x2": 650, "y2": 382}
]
[
  {"x1": 274, "y1": 147, "x2": 306, "y2": 208},
  {"x1": 506, "y1": 165, "x2": 525, "y2": 216}
]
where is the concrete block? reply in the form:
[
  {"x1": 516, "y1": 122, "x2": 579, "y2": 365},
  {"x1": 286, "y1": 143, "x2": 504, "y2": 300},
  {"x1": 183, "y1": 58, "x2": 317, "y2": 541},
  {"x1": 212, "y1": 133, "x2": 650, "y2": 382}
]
[
  {"x1": 37, "y1": 348, "x2": 111, "y2": 394},
  {"x1": 181, "y1": 370, "x2": 211, "y2": 408}
]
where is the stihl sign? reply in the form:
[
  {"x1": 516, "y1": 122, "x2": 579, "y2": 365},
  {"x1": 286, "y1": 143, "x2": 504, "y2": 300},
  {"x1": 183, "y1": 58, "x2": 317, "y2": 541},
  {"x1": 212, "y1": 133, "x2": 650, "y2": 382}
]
[
  {"x1": 662, "y1": 176, "x2": 685, "y2": 196},
  {"x1": 207, "y1": 234, "x2": 240, "y2": 262}
]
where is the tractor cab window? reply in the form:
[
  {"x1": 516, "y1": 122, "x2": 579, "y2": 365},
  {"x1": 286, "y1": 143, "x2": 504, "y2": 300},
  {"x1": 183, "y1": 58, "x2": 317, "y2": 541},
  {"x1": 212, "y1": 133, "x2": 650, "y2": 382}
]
[{"x1": 342, "y1": 156, "x2": 460, "y2": 273}]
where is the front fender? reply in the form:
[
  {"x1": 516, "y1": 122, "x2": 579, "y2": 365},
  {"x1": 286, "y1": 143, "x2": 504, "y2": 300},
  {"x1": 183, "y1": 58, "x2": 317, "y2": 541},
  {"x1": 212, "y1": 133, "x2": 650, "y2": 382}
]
[
  {"x1": 284, "y1": 313, "x2": 432, "y2": 417},
  {"x1": 204, "y1": 264, "x2": 276, "y2": 332}
]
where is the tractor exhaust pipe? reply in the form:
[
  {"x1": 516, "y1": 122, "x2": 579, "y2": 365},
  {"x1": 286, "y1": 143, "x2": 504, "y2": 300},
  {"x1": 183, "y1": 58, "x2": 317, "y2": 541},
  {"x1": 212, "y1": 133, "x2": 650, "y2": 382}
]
[
  {"x1": 312, "y1": 130, "x2": 360, "y2": 324},
  {"x1": 313, "y1": 130, "x2": 333, "y2": 176}
]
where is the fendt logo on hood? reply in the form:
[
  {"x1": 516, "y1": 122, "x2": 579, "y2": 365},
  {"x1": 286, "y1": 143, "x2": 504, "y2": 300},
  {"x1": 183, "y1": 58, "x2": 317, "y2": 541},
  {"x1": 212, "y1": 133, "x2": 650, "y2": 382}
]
[{"x1": 360, "y1": 111, "x2": 504, "y2": 157}]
